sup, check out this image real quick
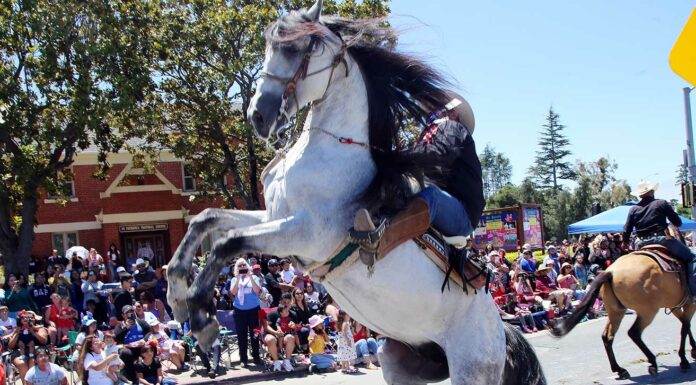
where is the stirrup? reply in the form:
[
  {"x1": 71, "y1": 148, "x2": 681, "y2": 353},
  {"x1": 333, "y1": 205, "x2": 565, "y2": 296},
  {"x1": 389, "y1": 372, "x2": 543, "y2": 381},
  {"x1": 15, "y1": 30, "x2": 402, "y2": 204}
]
[{"x1": 349, "y1": 214, "x2": 387, "y2": 246}]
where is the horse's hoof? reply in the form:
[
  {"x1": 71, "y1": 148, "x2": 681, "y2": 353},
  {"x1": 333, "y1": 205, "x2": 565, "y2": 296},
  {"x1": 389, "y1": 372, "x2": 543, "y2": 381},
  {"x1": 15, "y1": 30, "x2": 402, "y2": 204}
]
[
  {"x1": 680, "y1": 361, "x2": 691, "y2": 372},
  {"x1": 648, "y1": 365, "x2": 658, "y2": 376},
  {"x1": 616, "y1": 369, "x2": 630, "y2": 380}
]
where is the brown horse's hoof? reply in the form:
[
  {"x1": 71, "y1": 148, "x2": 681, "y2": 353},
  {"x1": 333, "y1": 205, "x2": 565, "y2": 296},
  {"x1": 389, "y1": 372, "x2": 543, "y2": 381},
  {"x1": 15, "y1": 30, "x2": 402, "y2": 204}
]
[
  {"x1": 617, "y1": 369, "x2": 630, "y2": 380},
  {"x1": 648, "y1": 365, "x2": 658, "y2": 376}
]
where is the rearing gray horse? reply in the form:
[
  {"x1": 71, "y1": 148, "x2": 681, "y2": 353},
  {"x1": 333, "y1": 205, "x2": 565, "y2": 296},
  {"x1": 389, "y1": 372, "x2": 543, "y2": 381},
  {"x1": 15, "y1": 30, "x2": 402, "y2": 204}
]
[{"x1": 167, "y1": 2, "x2": 546, "y2": 384}]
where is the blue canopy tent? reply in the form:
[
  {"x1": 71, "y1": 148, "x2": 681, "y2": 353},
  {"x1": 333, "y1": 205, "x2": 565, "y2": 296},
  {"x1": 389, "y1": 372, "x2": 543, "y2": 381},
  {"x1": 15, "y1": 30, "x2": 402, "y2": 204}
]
[{"x1": 568, "y1": 202, "x2": 696, "y2": 235}]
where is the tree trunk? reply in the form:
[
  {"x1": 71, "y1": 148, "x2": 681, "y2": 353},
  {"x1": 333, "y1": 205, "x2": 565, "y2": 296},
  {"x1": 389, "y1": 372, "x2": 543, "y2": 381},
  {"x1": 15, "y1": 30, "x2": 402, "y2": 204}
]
[
  {"x1": 246, "y1": 128, "x2": 261, "y2": 209},
  {"x1": 6, "y1": 192, "x2": 37, "y2": 276}
]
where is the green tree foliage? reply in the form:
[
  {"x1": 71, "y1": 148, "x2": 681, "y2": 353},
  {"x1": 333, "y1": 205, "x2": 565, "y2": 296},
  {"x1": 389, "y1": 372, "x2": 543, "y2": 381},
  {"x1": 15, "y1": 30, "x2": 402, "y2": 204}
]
[
  {"x1": 479, "y1": 144, "x2": 512, "y2": 199},
  {"x1": 574, "y1": 157, "x2": 632, "y2": 212},
  {"x1": 676, "y1": 163, "x2": 689, "y2": 186},
  {"x1": 542, "y1": 190, "x2": 574, "y2": 241},
  {"x1": 0, "y1": 0, "x2": 161, "y2": 274},
  {"x1": 528, "y1": 107, "x2": 575, "y2": 191},
  {"x1": 155, "y1": 0, "x2": 390, "y2": 209}
]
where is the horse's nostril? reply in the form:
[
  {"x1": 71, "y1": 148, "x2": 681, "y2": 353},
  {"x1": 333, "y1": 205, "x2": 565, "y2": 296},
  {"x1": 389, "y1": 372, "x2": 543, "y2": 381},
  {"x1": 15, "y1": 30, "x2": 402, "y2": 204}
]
[{"x1": 252, "y1": 110, "x2": 264, "y2": 129}]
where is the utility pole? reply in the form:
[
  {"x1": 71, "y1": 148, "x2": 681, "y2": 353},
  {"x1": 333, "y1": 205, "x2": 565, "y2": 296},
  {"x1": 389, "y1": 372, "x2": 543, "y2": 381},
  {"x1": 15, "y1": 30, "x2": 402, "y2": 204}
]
[{"x1": 685, "y1": 87, "x2": 695, "y2": 219}]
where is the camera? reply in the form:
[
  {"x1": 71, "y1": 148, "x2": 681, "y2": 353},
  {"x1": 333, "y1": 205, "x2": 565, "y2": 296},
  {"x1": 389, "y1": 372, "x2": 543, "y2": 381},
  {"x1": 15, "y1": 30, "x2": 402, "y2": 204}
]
[
  {"x1": 238, "y1": 269, "x2": 249, "y2": 275},
  {"x1": 128, "y1": 312, "x2": 136, "y2": 321}
]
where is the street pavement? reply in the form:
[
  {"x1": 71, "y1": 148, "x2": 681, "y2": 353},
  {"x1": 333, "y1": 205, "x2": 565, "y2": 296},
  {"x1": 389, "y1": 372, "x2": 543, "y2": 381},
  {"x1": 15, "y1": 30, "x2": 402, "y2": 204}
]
[{"x1": 222, "y1": 311, "x2": 696, "y2": 385}]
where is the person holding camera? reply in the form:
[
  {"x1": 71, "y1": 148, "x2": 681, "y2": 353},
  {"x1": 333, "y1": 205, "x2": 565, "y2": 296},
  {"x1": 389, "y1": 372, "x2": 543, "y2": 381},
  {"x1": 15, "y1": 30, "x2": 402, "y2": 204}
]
[
  {"x1": 9, "y1": 311, "x2": 48, "y2": 385},
  {"x1": 114, "y1": 305, "x2": 152, "y2": 384},
  {"x1": 229, "y1": 258, "x2": 262, "y2": 367}
]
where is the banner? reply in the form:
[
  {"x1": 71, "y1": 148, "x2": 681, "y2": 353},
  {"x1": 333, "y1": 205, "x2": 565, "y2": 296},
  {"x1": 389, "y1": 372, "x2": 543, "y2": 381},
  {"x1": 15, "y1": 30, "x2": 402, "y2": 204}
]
[
  {"x1": 522, "y1": 207, "x2": 543, "y2": 248},
  {"x1": 473, "y1": 210, "x2": 518, "y2": 250}
]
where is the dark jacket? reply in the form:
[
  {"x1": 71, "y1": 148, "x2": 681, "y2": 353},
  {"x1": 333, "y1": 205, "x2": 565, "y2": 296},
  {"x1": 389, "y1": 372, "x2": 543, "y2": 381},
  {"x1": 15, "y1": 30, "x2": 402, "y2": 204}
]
[
  {"x1": 623, "y1": 196, "x2": 681, "y2": 239},
  {"x1": 412, "y1": 119, "x2": 485, "y2": 227}
]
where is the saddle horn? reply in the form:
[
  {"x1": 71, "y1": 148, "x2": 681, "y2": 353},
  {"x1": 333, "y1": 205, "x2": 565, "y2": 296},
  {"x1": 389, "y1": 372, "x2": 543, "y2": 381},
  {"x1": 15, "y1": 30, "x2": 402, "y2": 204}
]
[{"x1": 307, "y1": 0, "x2": 323, "y2": 22}]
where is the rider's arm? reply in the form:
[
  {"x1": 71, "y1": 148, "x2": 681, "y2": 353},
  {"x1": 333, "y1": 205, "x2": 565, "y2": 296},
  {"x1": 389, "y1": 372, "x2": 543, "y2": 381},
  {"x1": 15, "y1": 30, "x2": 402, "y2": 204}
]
[
  {"x1": 662, "y1": 200, "x2": 683, "y2": 228},
  {"x1": 623, "y1": 211, "x2": 635, "y2": 247}
]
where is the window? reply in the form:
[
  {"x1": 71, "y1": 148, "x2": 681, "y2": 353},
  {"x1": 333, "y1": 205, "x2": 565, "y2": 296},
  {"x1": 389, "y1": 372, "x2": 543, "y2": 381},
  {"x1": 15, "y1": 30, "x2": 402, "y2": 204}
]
[
  {"x1": 51, "y1": 232, "x2": 79, "y2": 255},
  {"x1": 182, "y1": 164, "x2": 196, "y2": 192},
  {"x1": 47, "y1": 180, "x2": 75, "y2": 199}
]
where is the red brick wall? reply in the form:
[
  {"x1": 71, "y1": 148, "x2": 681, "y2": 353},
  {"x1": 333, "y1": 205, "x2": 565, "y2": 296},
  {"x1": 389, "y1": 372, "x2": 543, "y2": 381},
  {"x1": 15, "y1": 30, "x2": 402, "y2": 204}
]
[{"x1": 168, "y1": 219, "x2": 186, "y2": 260}]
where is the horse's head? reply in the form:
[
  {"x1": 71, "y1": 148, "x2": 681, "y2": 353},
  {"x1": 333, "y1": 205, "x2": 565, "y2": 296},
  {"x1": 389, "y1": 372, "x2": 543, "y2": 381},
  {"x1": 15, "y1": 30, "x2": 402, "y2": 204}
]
[{"x1": 247, "y1": 0, "x2": 346, "y2": 140}]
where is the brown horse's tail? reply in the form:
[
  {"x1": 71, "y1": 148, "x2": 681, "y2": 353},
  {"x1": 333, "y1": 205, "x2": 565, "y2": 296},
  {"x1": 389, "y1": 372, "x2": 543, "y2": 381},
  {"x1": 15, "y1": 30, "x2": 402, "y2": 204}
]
[{"x1": 551, "y1": 271, "x2": 612, "y2": 337}]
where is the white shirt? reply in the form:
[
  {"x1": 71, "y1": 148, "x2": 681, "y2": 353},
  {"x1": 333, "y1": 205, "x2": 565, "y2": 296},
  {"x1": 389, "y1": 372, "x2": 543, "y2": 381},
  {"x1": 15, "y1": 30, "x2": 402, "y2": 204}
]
[
  {"x1": 25, "y1": 363, "x2": 66, "y2": 385},
  {"x1": 136, "y1": 246, "x2": 154, "y2": 260},
  {"x1": 0, "y1": 317, "x2": 17, "y2": 336},
  {"x1": 83, "y1": 351, "x2": 113, "y2": 385}
]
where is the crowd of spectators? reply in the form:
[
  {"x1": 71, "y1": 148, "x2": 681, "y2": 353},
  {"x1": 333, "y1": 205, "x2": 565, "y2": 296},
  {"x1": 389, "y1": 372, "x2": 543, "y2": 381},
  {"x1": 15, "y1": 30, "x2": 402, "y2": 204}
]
[
  {"x1": 483, "y1": 234, "x2": 630, "y2": 333},
  {"x1": 1, "y1": 247, "x2": 382, "y2": 385}
]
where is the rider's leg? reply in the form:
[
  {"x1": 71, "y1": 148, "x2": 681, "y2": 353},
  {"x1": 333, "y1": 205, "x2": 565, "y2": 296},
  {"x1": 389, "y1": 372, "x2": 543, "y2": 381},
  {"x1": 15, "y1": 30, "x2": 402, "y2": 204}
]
[
  {"x1": 652, "y1": 237, "x2": 696, "y2": 295},
  {"x1": 416, "y1": 185, "x2": 473, "y2": 237},
  {"x1": 351, "y1": 185, "x2": 471, "y2": 260}
]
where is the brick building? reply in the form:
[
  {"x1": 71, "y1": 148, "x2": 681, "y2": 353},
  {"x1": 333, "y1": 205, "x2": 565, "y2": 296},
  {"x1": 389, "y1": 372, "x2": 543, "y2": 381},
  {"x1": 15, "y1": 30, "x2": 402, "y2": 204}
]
[{"x1": 32, "y1": 150, "x2": 229, "y2": 268}]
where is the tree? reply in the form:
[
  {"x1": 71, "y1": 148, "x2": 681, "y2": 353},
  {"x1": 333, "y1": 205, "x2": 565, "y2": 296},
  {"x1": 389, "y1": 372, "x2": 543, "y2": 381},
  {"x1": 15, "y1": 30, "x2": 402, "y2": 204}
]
[
  {"x1": 574, "y1": 157, "x2": 632, "y2": 213},
  {"x1": 0, "y1": 0, "x2": 161, "y2": 274},
  {"x1": 156, "y1": 0, "x2": 390, "y2": 209},
  {"x1": 486, "y1": 184, "x2": 520, "y2": 209},
  {"x1": 543, "y1": 190, "x2": 575, "y2": 239},
  {"x1": 479, "y1": 144, "x2": 512, "y2": 199},
  {"x1": 676, "y1": 163, "x2": 689, "y2": 186},
  {"x1": 528, "y1": 107, "x2": 575, "y2": 191}
]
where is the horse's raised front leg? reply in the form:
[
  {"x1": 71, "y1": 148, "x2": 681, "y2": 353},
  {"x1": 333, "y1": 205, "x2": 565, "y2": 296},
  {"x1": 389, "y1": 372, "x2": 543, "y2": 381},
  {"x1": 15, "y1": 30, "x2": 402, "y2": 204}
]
[
  {"x1": 167, "y1": 209, "x2": 265, "y2": 322},
  {"x1": 186, "y1": 213, "x2": 310, "y2": 348}
]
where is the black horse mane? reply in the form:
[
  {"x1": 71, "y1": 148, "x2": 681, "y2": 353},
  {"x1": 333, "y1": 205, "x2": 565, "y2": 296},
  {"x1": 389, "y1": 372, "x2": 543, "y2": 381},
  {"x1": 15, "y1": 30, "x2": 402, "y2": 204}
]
[{"x1": 266, "y1": 12, "x2": 452, "y2": 214}]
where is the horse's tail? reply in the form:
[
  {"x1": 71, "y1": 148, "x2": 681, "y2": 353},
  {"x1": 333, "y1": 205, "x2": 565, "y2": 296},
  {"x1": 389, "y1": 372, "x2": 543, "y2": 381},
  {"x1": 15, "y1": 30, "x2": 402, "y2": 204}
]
[
  {"x1": 501, "y1": 322, "x2": 547, "y2": 385},
  {"x1": 551, "y1": 271, "x2": 612, "y2": 337}
]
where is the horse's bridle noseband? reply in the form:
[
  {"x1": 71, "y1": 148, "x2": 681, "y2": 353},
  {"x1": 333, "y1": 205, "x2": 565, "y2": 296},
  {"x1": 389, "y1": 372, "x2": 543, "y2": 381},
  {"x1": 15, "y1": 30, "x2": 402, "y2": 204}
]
[{"x1": 259, "y1": 35, "x2": 349, "y2": 145}]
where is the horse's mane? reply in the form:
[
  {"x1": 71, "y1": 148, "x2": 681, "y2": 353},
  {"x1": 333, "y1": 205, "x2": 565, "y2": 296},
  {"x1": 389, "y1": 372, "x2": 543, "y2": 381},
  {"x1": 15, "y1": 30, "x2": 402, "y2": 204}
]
[{"x1": 266, "y1": 12, "x2": 452, "y2": 214}]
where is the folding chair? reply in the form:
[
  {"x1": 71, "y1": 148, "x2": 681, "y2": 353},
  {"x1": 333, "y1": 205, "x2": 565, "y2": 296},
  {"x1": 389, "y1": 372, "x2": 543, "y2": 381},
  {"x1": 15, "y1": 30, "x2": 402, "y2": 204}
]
[{"x1": 216, "y1": 310, "x2": 238, "y2": 369}]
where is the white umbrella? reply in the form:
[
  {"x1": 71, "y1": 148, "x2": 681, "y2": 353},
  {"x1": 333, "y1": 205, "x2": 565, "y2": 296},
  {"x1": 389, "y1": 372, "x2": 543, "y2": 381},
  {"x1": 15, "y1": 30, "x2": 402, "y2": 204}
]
[{"x1": 65, "y1": 246, "x2": 89, "y2": 260}]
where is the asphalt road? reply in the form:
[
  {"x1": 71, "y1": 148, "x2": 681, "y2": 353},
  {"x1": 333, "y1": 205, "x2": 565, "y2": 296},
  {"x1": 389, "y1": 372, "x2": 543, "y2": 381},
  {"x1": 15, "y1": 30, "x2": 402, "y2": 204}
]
[{"x1": 272, "y1": 311, "x2": 696, "y2": 385}]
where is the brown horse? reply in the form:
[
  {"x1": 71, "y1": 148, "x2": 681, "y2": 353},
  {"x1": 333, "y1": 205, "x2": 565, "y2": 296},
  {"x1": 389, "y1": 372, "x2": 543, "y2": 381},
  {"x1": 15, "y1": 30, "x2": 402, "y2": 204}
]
[{"x1": 552, "y1": 250, "x2": 696, "y2": 379}]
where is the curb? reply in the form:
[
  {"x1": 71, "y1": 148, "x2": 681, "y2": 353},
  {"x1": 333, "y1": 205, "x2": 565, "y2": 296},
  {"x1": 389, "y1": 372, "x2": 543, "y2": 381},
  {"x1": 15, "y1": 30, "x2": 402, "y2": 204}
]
[{"x1": 184, "y1": 365, "x2": 309, "y2": 385}]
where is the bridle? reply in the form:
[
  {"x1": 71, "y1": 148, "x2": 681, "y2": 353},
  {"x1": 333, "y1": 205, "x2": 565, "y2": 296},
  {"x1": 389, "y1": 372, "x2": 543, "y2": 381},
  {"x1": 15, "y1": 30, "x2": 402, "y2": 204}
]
[{"x1": 259, "y1": 34, "x2": 348, "y2": 147}]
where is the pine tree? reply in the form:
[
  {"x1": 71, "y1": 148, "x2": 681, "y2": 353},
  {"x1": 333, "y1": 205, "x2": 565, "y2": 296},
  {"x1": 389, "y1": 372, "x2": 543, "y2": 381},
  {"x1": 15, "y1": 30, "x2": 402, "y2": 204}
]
[
  {"x1": 528, "y1": 107, "x2": 575, "y2": 191},
  {"x1": 479, "y1": 144, "x2": 512, "y2": 198}
]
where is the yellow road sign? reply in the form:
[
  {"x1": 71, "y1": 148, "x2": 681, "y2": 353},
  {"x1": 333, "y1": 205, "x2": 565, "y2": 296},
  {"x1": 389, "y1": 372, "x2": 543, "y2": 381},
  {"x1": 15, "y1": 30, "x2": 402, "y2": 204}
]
[{"x1": 671, "y1": 8, "x2": 696, "y2": 87}]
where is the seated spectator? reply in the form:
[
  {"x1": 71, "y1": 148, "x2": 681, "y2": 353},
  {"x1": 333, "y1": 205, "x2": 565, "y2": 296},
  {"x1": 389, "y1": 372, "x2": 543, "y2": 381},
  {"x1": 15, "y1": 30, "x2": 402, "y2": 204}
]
[
  {"x1": 29, "y1": 273, "x2": 52, "y2": 311},
  {"x1": 290, "y1": 289, "x2": 311, "y2": 353},
  {"x1": 77, "y1": 335, "x2": 120, "y2": 385},
  {"x1": 0, "y1": 305, "x2": 17, "y2": 343},
  {"x1": 534, "y1": 266, "x2": 570, "y2": 315},
  {"x1": 70, "y1": 252, "x2": 84, "y2": 274},
  {"x1": 81, "y1": 270, "x2": 107, "y2": 323},
  {"x1": 146, "y1": 319, "x2": 187, "y2": 371},
  {"x1": 140, "y1": 291, "x2": 170, "y2": 323},
  {"x1": 15, "y1": 310, "x2": 39, "y2": 361},
  {"x1": 323, "y1": 295, "x2": 340, "y2": 331},
  {"x1": 6, "y1": 276, "x2": 39, "y2": 316},
  {"x1": 73, "y1": 315, "x2": 104, "y2": 361},
  {"x1": 114, "y1": 305, "x2": 152, "y2": 384},
  {"x1": 9, "y1": 311, "x2": 49, "y2": 385},
  {"x1": 307, "y1": 315, "x2": 336, "y2": 372},
  {"x1": 352, "y1": 320, "x2": 378, "y2": 369},
  {"x1": 134, "y1": 302, "x2": 158, "y2": 325},
  {"x1": 264, "y1": 303, "x2": 297, "y2": 372},
  {"x1": 50, "y1": 266, "x2": 71, "y2": 298},
  {"x1": 134, "y1": 343, "x2": 163, "y2": 385},
  {"x1": 494, "y1": 296, "x2": 536, "y2": 333},
  {"x1": 557, "y1": 263, "x2": 586, "y2": 301},
  {"x1": 133, "y1": 259, "x2": 157, "y2": 298},
  {"x1": 111, "y1": 274, "x2": 134, "y2": 321},
  {"x1": 589, "y1": 236, "x2": 612, "y2": 270},
  {"x1": 24, "y1": 347, "x2": 67, "y2": 385},
  {"x1": 45, "y1": 294, "x2": 76, "y2": 346}
]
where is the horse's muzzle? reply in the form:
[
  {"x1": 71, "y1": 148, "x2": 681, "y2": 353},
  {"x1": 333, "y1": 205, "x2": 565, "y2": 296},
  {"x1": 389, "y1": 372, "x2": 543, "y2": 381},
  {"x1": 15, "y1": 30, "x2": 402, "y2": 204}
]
[{"x1": 247, "y1": 91, "x2": 284, "y2": 139}]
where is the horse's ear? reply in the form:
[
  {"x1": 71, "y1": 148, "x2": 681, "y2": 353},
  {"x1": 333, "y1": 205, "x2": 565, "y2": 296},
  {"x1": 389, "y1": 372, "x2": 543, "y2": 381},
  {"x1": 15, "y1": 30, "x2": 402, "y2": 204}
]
[{"x1": 307, "y1": 0, "x2": 323, "y2": 22}]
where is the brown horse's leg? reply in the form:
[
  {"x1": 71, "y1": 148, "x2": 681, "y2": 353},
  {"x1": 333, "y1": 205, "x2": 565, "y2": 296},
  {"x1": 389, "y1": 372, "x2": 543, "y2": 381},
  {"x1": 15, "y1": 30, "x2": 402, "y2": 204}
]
[
  {"x1": 671, "y1": 308, "x2": 691, "y2": 371},
  {"x1": 602, "y1": 308, "x2": 628, "y2": 379},
  {"x1": 681, "y1": 304, "x2": 696, "y2": 361},
  {"x1": 600, "y1": 282, "x2": 630, "y2": 379},
  {"x1": 627, "y1": 311, "x2": 659, "y2": 376}
]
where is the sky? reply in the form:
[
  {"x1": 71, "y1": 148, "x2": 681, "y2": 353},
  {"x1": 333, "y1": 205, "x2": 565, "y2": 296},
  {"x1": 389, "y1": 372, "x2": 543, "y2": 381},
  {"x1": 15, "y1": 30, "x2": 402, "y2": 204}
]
[{"x1": 388, "y1": 1, "x2": 695, "y2": 201}]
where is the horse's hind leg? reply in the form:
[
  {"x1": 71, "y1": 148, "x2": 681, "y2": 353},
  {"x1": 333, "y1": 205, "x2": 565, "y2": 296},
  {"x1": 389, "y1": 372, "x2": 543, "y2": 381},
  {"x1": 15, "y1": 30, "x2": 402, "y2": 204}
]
[
  {"x1": 167, "y1": 209, "x2": 264, "y2": 321},
  {"x1": 601, "y1": 285, "x2": 629, "y2": 379},
  {"x1": 679, "y1": 304, "x2": 696, "y2": 361},
  {"x1": 627, "y1": 310, "x2": 659, "y2": 376}
]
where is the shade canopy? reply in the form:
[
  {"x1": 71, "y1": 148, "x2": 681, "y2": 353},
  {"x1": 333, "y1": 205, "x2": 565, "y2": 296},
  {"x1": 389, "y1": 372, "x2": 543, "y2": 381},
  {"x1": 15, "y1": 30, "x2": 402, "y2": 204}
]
[{"x1": 568, "y1": 202, "x2": 696, "y2": 235}]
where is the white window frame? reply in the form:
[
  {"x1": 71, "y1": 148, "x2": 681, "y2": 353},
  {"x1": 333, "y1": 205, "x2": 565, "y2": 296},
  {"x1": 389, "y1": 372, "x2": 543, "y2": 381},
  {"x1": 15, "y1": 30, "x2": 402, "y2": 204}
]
[
  {"x1": 51, "y1": 232, "x2": 80, "y2": 255},
  {"x1": 182, "y1": 163, "x2": 196, "y2": 192}
]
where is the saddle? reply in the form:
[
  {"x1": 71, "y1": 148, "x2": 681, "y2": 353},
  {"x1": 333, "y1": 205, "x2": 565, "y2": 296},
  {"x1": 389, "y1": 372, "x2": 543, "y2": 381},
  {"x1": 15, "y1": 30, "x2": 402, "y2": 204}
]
[
  {"x1": 633, "y1": 245, "x2": 683, "y2": 273},
  {"x1": 413, "y1": 228, "x2": 491, "y2": 294}
]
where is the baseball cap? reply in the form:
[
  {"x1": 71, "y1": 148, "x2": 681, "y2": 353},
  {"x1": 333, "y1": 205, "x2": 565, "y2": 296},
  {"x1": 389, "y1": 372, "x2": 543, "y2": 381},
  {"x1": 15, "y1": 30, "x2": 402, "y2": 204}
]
[
  {"x1": 268, "y1": 258, "x2": 279, "y2": 266},
  {"x1": 82, "y1": 314, "x2": 97, "y2": 326},
  {"x1": 116, "y1": 266, "x2": 127, "y2": 273},
  {"x1": 122, "y1": 305, "x2": 134, "y2": 314},
  {"x1": 135, "y1": 258, "x2": 146, "y2": 266}
]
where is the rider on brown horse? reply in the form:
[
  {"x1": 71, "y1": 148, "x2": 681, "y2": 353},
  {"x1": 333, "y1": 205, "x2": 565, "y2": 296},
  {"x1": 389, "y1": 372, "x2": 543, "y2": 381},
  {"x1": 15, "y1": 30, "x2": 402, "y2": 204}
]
[
  {"x1": 350, "y1": 91, "x2": 485, "y2": 265},
  {"x1": 623, "y1": 180, "x2": 696, "y2": 296}
]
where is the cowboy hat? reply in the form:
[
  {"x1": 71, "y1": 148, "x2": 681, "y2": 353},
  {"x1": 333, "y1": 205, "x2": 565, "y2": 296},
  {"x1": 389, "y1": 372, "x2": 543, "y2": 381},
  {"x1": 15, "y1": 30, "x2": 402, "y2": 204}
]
[
  {"x1": 561, "y1": 262, "x2": 573, "y2": 270},
  {"x1": 443, "y1": 91, "x2": 475, "y2": 135},
  {"x1": 308, "y1": 315, "x2": 326, "y2": 329},
  {"x1": 634, "y1": 180, "x2": 659, "y2": 197},
  {"x1": 535, "y1": 265, "x2": 552, "y2": 276}
]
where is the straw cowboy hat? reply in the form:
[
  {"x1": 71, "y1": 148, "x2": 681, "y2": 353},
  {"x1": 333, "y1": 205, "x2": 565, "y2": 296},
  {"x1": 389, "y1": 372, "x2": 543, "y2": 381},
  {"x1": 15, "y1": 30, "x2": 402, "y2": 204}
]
[
  {"x1": 634, "y1": 180, "x2": 659, "y2": 197},
  {"x1": 443, "y1": 91, "x2": 475, "y2": 135},
  {"x1": 535, "y1": 265, "x2": 552, "y2": 276}
]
